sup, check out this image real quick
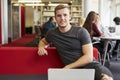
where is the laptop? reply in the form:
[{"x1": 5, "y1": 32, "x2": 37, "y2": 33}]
[
  {"x1": 115, "y1": 26, "x2": 120, "y2": 35},
  {"x1": 48, "y1": 68, "x2": 95, "y2": 80}
]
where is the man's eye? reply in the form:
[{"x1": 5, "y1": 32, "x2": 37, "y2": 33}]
[
  {"x1": 57, "y1": 15, "x2": 61, "y2": 17},
  {"x1": 64, "y1": 14, "x2": 67, "y2": 17}
]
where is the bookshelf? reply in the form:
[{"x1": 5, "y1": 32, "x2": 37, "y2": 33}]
[
  {"x1": 70, "y1": 5, "x2": 83, "y2": 24},
  {"x1": 41, "y1": 6, "x2": 55, "y2": 23},
  {"x1": 40, "y1": 4, "x2": 83, "y2": 25}
]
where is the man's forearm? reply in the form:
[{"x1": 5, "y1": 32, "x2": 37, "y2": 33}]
[
  {"x1": 64, "y1": 55, "x2": 93, "y2": 69},
  {"x1": 38, "y1": 38, "x2": 48, "y2": 56},
  {"x1": 38, "y1": 38, "x2": 48, "y2": 48}
]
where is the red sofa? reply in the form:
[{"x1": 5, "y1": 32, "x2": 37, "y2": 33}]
[
  {"x1": 0, "y1": 47, "x2": 64, "y2": 74},
  {"x1": 0, "y1": 47, "x2": 98, "y2": 74}
]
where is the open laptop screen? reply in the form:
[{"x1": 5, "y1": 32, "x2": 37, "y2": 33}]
[
  {"x1": 115, "y1": 25, "x2": 120, "y2": 35},
  {"x1": 48, "y1": 68, "x2": 95, "y2": 80}
]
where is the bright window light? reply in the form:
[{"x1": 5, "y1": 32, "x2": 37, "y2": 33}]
[
  {"x1": 25, "y1": 3, "x2": 45, "y2": 6},
  {"x1": 18, "y1": 0, "x2": 42, "y2": 3},
  {"x1": 48, "y1": 3, "x2": 68, "y2": 6}
]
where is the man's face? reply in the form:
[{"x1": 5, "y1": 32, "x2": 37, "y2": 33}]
[{"x1": 55, "y1": 8, "x2": 71, "y2": 28}]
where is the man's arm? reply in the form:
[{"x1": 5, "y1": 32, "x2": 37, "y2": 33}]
[
  {"x1": 63, "y1": 43, "x2": 93, "y2": 69},
  {"x1": 38, "y1": 38, "x2": 49, "y2": 56}
]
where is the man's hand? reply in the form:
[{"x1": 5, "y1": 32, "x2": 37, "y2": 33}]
[
  {"x1": 38, "y1": 38, "x2": 48, "y2": 56},
  {"x1": 38, "y1": 47, "x2": 48, "y2": 56}
]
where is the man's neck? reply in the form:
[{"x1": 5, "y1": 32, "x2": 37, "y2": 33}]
[{"x1": 59, "y1": 24, "x2": 72, "y2": 33}]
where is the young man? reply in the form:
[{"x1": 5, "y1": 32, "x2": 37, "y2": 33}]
[{"x1": 38, "y1": 5, "x2": 113, "y2": 80}]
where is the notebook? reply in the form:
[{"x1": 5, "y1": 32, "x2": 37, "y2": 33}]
[{"x1": 48, "y1": 68, "x2": 95, "y2": 80}]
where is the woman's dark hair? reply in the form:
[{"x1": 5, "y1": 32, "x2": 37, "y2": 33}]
[{"x1": 83, "y1": 11, "x2": 96, "y2": 35}]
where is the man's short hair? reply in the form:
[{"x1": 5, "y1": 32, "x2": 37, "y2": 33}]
[{"x1": 54, "y1": 4, "x2": 69, "y2": 15}]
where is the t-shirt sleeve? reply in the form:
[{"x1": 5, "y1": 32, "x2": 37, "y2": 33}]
[{"x1": 78, "y1": 27, "x2": 92, "y2": 45}]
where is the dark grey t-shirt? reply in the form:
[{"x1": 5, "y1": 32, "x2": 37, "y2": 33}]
[{"x1": 45, "y1": 26, "x2": 92, "y2": 65}]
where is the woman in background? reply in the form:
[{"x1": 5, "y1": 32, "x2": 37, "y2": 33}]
[
  {"x1": 83, "y1": 11, "x2": 103, "y2": 40},
  {"x1": 83, "y1": 11, "x2": 104, "y2": 58}
]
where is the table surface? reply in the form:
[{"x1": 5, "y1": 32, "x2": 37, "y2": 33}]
[
  {"x1": 99, "y1": 34, "x2": 120, "y2": 66},
  {"x1": 100, "y1": 35, "x2": 120, "y2": 40}
]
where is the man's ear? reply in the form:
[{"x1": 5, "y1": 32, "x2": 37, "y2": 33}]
[
  {"x1": 69, "y1": 15, "x2": 72, "y2": 20},
  {"x1": 54, "y1": 16, "x2": 56, "y2": 21}
]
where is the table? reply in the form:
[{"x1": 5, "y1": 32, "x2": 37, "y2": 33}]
[{"x1": 100, "y1": 35, "x2": 120, "y2": 66}]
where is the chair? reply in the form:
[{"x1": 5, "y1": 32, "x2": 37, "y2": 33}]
[
  {"x1": 92, "y1": 39, "x2": 113, "y2": 65},
  {"x1": 115, "y1": 43, "x2": 120, "y2": 61},
  {"x1": 92, "y1": 38, "x2": 102, "y2": 64},
  {"x1": 93, "y1": 47, "x2": 102, "y2": 64},
  {"x1": 102, "y1": 40, "x2": 115, "y2": 66}
]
